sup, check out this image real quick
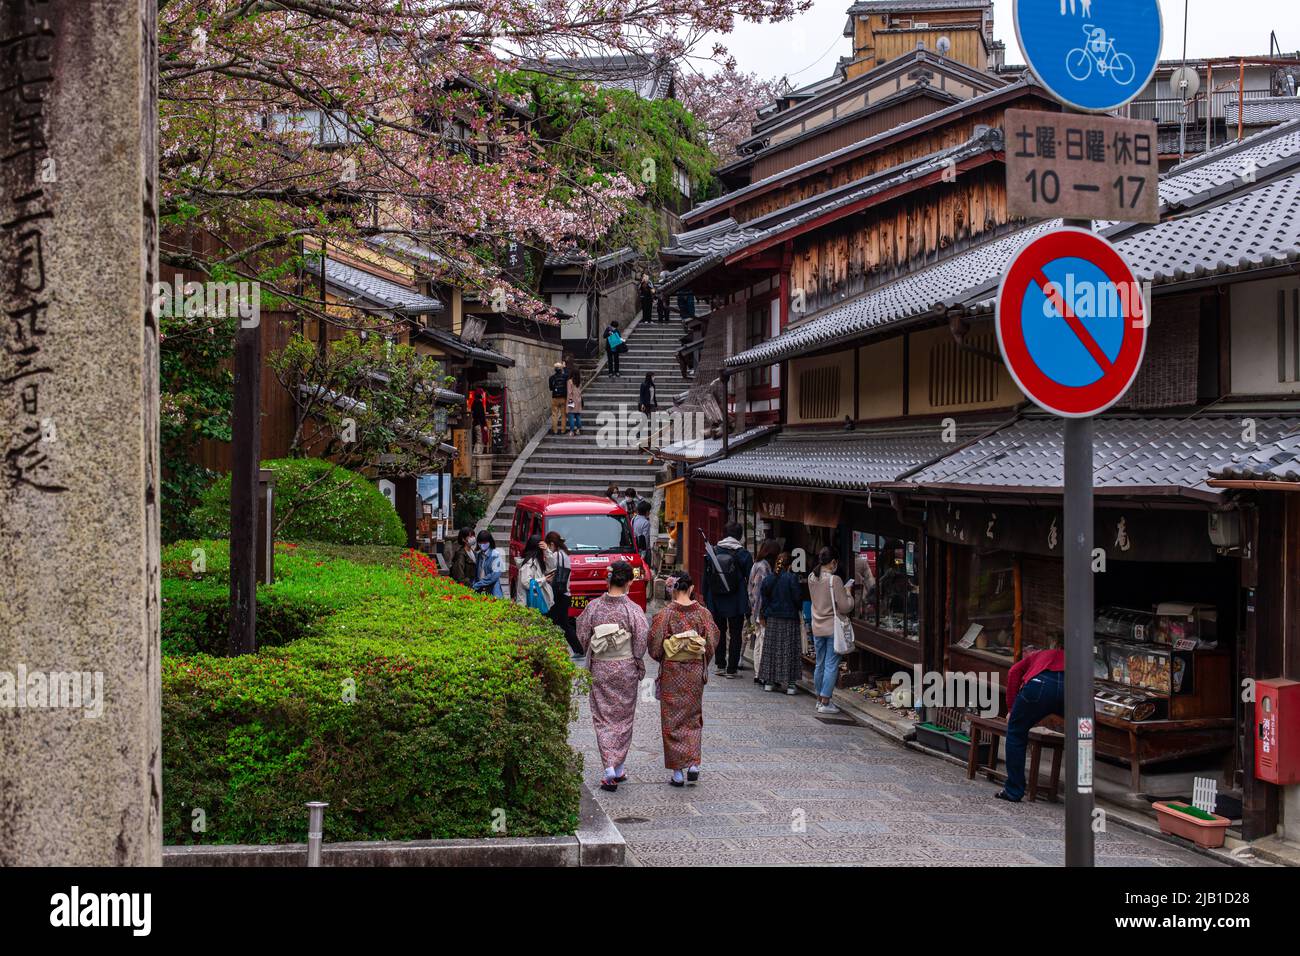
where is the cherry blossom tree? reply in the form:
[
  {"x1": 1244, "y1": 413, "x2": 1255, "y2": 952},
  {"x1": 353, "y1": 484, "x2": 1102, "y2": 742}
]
[
  {"x1": 157, "y1": 0, "x2": 807, "y2": 323},
  {"x1": 677, "y1": 62, "x2": 787, "y2": 161}
]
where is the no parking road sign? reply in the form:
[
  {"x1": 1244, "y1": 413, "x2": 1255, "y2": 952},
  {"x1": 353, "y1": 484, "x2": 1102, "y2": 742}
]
[{"x1": 996, "y1": 228, "x2": 1147, "y2": 418}]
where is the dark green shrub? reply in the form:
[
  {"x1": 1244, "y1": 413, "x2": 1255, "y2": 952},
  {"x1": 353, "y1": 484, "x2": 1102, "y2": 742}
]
[
  {"x1": 191, "y1": 458, "x2": 406, "y2": 546},
  {"x1": 161, "y1": 540, "x2": 583, "y2": 843}
]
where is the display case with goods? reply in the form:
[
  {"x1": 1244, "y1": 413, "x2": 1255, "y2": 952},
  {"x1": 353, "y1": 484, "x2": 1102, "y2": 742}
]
[
  {"x1": 848, "y1": 518, "x2": 923, "y2": 668},
  {"x1": 1092, "y1": 604, "x2": 1230, "y2": 721}
]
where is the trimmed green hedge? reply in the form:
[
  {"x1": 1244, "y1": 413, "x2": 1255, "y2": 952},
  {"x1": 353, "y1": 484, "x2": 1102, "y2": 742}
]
[
  {"x1": 162, "y1": 539, "x2": 583, "y2": 844},
  {"x1": 191, "y1": 458, "x2": 406, "y2": 546}
]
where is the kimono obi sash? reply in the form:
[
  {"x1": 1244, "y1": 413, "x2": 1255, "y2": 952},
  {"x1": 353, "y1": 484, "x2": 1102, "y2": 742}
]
[
  {"x1": 663, "y1": 629, "x2": 706, "y2": 662},
  {"x1": 590, "y1": 622, "x2": 633, "y2": 661}
]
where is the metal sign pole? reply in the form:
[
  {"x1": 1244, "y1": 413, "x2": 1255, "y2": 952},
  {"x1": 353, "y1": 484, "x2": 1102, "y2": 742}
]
[{"x1": 1063, "y1": 411, "x2": 1096, "y2": 867}]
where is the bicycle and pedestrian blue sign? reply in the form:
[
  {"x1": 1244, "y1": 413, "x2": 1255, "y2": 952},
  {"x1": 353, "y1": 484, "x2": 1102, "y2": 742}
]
[{"x1": 1014, "y1": 0, "x2": 1164, "y2": 113}]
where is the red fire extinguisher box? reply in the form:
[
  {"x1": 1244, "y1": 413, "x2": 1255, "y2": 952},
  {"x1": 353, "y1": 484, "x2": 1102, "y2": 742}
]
[{"x1": 1256, "y1": 678, "x2": 1300, "y2": 785}]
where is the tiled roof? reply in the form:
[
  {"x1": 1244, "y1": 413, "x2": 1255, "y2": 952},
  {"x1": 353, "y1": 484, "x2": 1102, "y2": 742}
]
[
  {"x1": 532, "y1": 54, "x2": 673, "y2": 100},
  {"x1": 543, "y1": 246, "x2": 637, "y2": 270},
  {"x1": 311, "y1": 258, "x2": 444, "y2": 314},
  {"x1": 661, "y1": 219, "x2": 763, "y2": 260},
  {"x1": 846, "y1": 0, "x2": 991, "y2": 12},
  {"x1": 723, "y1": 220, "x2": 1057, "y2": 367},
  {"x1": 656, "y1": 425, "x2": 776, "y2": 462},
  {"x1": 1211, "y1": 429, "x2": 1300, "y2": 483},
  {"x1": 662, "y1": 129, "x2": 1003, "y2": 295},
  {"x1": 1157, "y1": 119, "x2": 1300, "y2": 210},
  {"x1": 725, "y1": 136, "x2": 1300, "y2": 370},
  {"x1": 689, "y1": 77, "x2": 1036, "y2": 223},
  {"x1": 690, "y1": 421, "x2": 999, "y2": 491},
  {"x1": 1225, "y1": 97, "x2": 1300, "y2": 128},
  {"x1": 414, "y1": 325, "x2": 514, "y2": 368},
  {"x1": 893, "y1": 414, "x2": 1300, "y2": 500},
  {"x1": 366, "y1": 234, "x2": 450, "y2": 268}
]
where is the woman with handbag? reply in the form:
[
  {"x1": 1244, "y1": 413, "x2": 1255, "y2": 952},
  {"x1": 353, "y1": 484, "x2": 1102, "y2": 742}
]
[
  {"x1": 746, "y1": 539, "x2": 780, "y2": 685},
  {"x1": 514, "y1": 534, "x2": 553, "y2": 611},
  {"x1": 576, "y1": 561, "x2": 649, "y2": 792},
  {"x1": 807, "y1": 547, "x2": 854, "y2": 715},
  {"x1": 647, "y1": 573, "x2": 720, "y2": 787},
  {"x1": 545, "y1": 531, "x2": 582, "y2": 657}
]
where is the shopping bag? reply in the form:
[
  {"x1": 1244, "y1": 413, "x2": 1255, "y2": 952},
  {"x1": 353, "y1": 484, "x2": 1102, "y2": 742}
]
[
  {"x1": 527, "y1": 578, "x2": 551, "y2": 614},
  {"x1": 832, "y1": 610, "x2": 854, "y2": 655}
]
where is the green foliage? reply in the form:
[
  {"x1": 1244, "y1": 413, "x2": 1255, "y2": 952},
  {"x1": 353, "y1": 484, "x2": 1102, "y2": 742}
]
[
  {"x1": 270, "y1": 328, "x2": 456, "y2": 478},
  {"x1": 159, "y1": 305, "x2": 237, "y2": 543},
  {"x1": 191, "y1": 458, "x2": 407, "y2": 546},
  {"x1": 452, "y1": 478, "x2": 490, "y2": 530},
  {"x1": 502, "y1": 71, "x2": 720, "y2": 253},
  {"x1": 162, "y1": 539, "x2": 584, "y2": 843}
]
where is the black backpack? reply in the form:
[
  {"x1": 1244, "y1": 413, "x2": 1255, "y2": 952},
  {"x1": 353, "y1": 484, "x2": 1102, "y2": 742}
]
[{"x1": 710, "y1": 546, "x2": 744, "y2": 595}]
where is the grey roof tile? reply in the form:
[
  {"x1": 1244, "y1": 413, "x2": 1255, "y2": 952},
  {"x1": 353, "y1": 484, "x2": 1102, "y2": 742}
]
[
  {"x1": 898, "y1": 414, "x2": 1300, "y2": 499},
  {"x1": 1225, "y1": 98, "x2": 1300, "y2": 128},
  {"x1": 1211, "y1": 429, "x2": 1300, "y2": 483},
  {"x1": 690, "y1": 420, "x2": 999, "y2": 491},
  {"x1": 1158, "y1": 119, "x2": 1300, "y2": 209},
  {"x1": 311, "y1": 258, "x2": 443, "y2": 314}
]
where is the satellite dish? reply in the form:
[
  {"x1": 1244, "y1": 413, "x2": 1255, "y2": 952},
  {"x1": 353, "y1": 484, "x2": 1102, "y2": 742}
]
[
  {"x1": 1170, "y1": 66, "x2": 1201, "y2": 100},
  {"x1": 936, "y1": 36, "x2": 952, "y2": 56}
]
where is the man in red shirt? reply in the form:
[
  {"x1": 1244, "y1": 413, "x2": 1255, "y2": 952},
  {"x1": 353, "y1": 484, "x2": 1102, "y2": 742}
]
[{"x1": 996, "y1": 648, "x2": 1066, "y2": 803}]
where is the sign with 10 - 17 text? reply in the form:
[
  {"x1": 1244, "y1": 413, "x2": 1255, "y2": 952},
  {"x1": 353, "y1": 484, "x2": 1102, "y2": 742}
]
[{"x1": 1006, "y1": 109, "x2": 1159, "y2": 223}]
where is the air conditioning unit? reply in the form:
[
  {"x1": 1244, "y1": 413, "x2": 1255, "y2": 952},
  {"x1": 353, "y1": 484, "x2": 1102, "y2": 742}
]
[{"x1": 1208, "y1": 511, "x2": 1242, "y2": 550}]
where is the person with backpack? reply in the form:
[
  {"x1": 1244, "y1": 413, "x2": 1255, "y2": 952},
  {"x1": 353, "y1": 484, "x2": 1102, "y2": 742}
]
[
  {"x1": 638, "y1": 371, "x2": 657, "y2": 414},
  {"x1": 807, "y1": 547, "x2": 854, "y2": 714},
  {"x1": 701, "y1": 522, "x2": 753, "y2": 679},
  {"x1": 470, "y1": 530, "x2": 508, "y2": 599},
  {"x1": 576, "y1": 561, "x2": 649, "y2": 792},
  {"x1": 514, "y1": 533, "x2": 554, "y2": 611},
  {"x1": 547, "y1": 361, "x2": 569, "y2": 436},
  {"x1": 544, "y1": 531, "x2": 582, "y2": 657},
  {"x1": 648, "y1": 573, "x2": 720, "y2": 786},
  {"x1": 604, "y1": 322, "x2": 624, "y2": 377}
]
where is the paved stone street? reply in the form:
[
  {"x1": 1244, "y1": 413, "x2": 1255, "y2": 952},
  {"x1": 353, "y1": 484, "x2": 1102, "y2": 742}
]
[{"x1": 569, "y1": 660, "x2": 1217, "y2": 867}]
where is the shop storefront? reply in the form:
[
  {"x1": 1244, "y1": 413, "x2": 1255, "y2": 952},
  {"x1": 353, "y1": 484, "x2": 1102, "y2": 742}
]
[{"x1": 925, "y1": 500, "x2": 1237, "y2": 791}]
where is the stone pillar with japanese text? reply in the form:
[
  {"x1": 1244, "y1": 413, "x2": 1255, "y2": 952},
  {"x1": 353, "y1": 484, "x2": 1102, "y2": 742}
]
[{"x1": 0, "y1": 0, "x2": 161, "y2": 864}]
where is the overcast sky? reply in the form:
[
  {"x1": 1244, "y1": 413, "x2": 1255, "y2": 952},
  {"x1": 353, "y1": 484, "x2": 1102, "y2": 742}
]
[{"x1": 706, "y1": 1, "x2": 1300, "y2": 84}]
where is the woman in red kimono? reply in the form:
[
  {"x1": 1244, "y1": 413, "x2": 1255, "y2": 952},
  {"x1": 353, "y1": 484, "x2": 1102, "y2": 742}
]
[
  {"x1": 648, "y1": 572, "x2": 720, "y2": 787},
  {"x1": 576, "y1": 560, "x2": 649, "y2": 792}
]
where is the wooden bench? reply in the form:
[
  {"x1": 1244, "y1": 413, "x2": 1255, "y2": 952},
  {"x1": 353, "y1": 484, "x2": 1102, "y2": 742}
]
[{"x1": 964, "y1": 714, "x2": 1064, "y2": 803}]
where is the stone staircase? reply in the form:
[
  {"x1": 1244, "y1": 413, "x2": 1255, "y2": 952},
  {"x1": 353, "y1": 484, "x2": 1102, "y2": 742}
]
[{"x1": 485, "y1": 317, "x2": 691, "y2": 539}]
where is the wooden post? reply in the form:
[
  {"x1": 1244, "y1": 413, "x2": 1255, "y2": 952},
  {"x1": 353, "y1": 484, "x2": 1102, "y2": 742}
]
[{"x1": 228, "y1": 319, "x2": 262, "y2": 656}]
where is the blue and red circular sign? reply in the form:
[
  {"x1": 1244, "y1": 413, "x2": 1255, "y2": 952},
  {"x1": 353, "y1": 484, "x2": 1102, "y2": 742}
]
[{"x1": 996, "y1": 228, "x2": 1147, "y2": 418}]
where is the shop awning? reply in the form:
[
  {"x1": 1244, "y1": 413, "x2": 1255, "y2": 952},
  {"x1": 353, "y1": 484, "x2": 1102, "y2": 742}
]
[
  {"x1": 887, "y1": 413, "x2": 1300, "y2": 503},
  {"x1": 688, "y1": 420, "x2": 1002, "y2": 493}
]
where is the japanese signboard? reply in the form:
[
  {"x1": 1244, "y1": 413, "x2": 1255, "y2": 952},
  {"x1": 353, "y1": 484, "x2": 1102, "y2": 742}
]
[{"x1": 1006, "y1": 110, "x2": 1159, "y2": 223}]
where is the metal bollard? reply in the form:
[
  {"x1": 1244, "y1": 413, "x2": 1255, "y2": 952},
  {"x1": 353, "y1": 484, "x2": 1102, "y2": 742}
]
[{"x1": 306, "y1": 801, "x2": 328, "y2": 867}]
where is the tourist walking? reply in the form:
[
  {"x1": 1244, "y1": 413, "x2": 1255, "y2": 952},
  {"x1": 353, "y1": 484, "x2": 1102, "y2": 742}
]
[
  {"x1": 807, "y1": 547, "x2": 854, "y2": 713},
  {"x1": 548, "y1": 361, "x2": 569, "y2": 436},
  {"x1": 638, "y1": 272, "x2": 654, "y2": 325},
  {"x1": 470, "y1": 530, "x2": 508, "y2": 598},
  {"x1": 604, "y1": 322, "x2": 623, "y2": 377},
  {"x1": 656, "y1": 285, "x2": 670, "y2": 323},
  {"x1": 566, "y1": 372, "x2": 583, "y2": 436},
  {"x1": 638, "y1": 371, "x2": 657, "y2": 414},
  {"x1": 605, "y1": 482, "x2": 622, "y2": 505},
  {"x1": 758, "y1": 551, "x2": 803, "y2": 694},
  {"x1": 449, "y1": 526, "x2": 477, "y2": 586},
  {"x1": 633, "y1": 498, "x2": 653, "y2": 569},
  {"x1": 747, "y1": 539, "x2": 780, "y2": 684},
  {"x1": 545, "y1": 531, "x2": 583, "y2": 657},
  {"x1": 701, "y1": 522, "x2": 753, "y2": 678},
  {"x1": 648, "y1": 573, "x2": 720, "y2": 786},
  {"x1": 514, "y1": 533, "x2": 554, "y2": 611},
  {"x1": 576, "y1": 561, "x2": 649, "y2": 792}
]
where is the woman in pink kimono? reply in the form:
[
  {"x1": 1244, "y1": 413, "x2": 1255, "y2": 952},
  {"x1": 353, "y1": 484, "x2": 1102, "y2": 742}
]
[
  {"x1": 648, "y1": 572, "x2": 720, "y2": 787},
  {"x1": 576, "y1": 560, "x2": 649, "y2": 792}
]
